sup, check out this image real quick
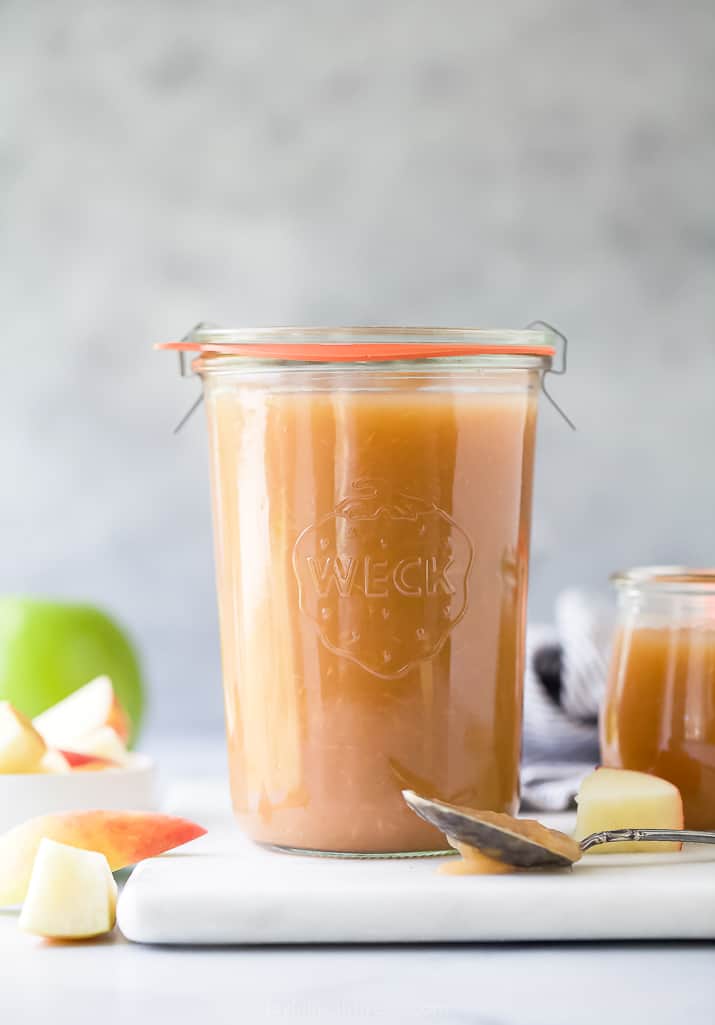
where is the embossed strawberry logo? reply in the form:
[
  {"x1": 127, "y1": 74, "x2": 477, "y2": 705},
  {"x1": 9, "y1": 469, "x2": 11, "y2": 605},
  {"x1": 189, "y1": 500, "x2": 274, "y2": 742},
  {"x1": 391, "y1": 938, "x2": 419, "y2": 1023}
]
[{"x1": 292, "y1": 479, "x2": 473, "y2": 678}]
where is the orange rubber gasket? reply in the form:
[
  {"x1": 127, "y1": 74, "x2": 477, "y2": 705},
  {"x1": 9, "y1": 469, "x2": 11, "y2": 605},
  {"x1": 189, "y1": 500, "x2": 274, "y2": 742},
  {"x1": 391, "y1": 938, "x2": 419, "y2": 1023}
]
[{"x1": 157, "y1": 341, "x2": 556, "y2": 363}]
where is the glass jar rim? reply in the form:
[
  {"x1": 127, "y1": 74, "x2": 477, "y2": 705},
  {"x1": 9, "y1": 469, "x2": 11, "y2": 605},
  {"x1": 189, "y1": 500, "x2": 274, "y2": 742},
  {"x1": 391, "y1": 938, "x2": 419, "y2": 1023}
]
[
  {"x1": 157, "y1": 325, "x2": 556, "y2": 366},
  {"x1": 611, "y1": 566, "x2": 715, "y2": 595}
]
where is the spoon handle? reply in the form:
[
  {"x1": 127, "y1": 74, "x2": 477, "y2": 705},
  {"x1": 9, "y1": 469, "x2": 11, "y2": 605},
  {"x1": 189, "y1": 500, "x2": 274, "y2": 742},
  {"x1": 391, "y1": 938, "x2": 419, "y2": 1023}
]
[{"x1": 579, "y1": 828, "x2": 715, "y2": 852}]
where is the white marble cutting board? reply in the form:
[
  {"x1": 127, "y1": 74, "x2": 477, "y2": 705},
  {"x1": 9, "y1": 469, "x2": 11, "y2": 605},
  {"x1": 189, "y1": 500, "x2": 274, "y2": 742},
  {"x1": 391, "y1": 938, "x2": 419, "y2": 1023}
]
[{"x1": 117, "y1": 789, "x2": 715, "y2": 945}]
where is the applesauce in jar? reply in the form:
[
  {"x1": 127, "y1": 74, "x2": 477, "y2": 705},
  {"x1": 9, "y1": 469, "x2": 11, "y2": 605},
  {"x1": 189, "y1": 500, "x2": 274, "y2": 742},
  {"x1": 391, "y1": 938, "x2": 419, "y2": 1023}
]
[
  {"x1": 602, "y1": 568, "x2": 715, "y2": 830},
  {"x1": 164, "y1": 327, "x2": 556, "y2": 854}
]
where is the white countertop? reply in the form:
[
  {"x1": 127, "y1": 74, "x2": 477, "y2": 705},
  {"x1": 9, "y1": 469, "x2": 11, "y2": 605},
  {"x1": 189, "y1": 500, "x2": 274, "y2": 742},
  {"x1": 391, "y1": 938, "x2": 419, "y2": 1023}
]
[
  {"x1": 2, "y1": 923, "x2": 713, "y2": 1025},
  {"x1": 1, "y1": 739, "x2": 713, "y2": 1024}
]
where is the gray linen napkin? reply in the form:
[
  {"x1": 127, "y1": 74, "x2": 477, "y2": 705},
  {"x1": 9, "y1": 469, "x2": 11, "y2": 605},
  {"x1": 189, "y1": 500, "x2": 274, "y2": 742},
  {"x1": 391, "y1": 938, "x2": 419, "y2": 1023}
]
[{"x1": 520, "y1": 590, "x2": 615, "y2": 811}]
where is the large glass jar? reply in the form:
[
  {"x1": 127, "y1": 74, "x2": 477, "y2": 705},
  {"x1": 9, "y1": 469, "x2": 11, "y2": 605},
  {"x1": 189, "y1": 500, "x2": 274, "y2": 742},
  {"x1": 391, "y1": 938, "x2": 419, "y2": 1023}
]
[
  {"x1": 602, "y1": 567, "x2": 715, "y2": 829},
  {"x1": 163, "y1": 327, "x2": 556, "y2": 854}
]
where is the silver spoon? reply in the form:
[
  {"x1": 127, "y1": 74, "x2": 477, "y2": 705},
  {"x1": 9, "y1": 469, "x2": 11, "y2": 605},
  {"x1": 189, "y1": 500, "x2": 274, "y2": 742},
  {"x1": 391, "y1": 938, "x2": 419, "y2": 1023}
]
[
  {"x1": 403, "y1": 790, "x2": 715, "y2": 869},
  {"x1": 578, "y1": 828, "x2": 715, "y2": 853}
]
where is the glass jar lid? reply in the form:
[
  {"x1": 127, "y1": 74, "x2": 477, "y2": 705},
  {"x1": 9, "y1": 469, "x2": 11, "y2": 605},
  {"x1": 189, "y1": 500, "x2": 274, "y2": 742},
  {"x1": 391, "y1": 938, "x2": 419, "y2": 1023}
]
[
  {"x1": 158, "y1": 325, "x2": 556, "y2": 365},
  {"x1": 612, "y1": 566, "x2": 715, "y2": 596}
]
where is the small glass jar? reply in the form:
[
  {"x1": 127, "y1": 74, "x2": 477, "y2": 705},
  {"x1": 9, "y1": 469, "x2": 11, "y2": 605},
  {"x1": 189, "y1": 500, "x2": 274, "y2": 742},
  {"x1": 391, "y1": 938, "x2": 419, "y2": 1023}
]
[
  {"x1": 162, "y1": 327, "x2": 556, "y2": 855},
  {"x1": 601, "y1": 567, "x2": 715, "y2": 829}
]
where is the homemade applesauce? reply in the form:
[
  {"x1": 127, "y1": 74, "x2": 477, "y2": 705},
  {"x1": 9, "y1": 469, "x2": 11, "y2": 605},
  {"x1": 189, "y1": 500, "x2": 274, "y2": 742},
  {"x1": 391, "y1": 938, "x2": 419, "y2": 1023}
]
[
  {"x1": 602, "y1": 568, "x2": 715, "y2": 830},
  {"x1": 167, "y1": 328, "x2": 556, "y2": 854}
]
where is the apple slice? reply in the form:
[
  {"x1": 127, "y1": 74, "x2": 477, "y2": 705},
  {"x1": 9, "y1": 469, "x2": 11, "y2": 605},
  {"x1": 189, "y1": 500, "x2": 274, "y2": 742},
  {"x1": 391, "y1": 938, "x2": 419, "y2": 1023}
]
[
  {"x1": 574, "y1": 767, "x2": 684, "y2": 854},
  {"x1": 19, "y1": 838, "x2": 117, "y2": 940},
  {"x1": 0, "y1": 702, "x2": 47, "y2": 773},
  {"x1": 69, "y1": 726, "x2": 128, "y2": 765},
  {"x1": 39, "y1": 749, "x2": 72, "y2": 773},
  {"x1": 59, "y1": 749, "x2": 117, "y2": 771},
  {"x1": 33, "y1": 676, "x2": 130, "y2": 748},
  {"x1": 0, "y1": 810, "x2": 206, "y2": 906}
]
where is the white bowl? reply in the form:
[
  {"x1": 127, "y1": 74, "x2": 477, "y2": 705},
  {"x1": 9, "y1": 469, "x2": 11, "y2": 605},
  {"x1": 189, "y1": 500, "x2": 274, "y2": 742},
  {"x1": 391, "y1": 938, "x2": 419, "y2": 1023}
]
[{"x1": 0, "y1": 754, "x2": 158, "y2": 833}]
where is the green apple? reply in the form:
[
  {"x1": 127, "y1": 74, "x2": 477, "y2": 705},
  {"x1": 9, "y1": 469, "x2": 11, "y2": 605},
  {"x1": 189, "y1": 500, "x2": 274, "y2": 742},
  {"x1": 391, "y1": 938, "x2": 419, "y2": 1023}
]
[{"x1": 0, "y1": 597, "x2": 144, "y2": 745}]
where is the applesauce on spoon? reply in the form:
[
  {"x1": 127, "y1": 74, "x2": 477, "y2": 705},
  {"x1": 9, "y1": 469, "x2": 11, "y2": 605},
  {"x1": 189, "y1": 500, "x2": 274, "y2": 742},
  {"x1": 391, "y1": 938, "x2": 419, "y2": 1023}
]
[{"x1": 162, "y1": 327, "x2": 558, "y2": 855}]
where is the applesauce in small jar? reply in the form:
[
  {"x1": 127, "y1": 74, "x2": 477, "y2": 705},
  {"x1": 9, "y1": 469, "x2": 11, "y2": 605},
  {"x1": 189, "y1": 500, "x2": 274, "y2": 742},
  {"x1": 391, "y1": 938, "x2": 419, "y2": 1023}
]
[
  {"x1": 163, "y1": 327, "x2": 557, "y2": 854},
  {"x1": 602, "y1": 567, "x2": 715, "y2": 829}
]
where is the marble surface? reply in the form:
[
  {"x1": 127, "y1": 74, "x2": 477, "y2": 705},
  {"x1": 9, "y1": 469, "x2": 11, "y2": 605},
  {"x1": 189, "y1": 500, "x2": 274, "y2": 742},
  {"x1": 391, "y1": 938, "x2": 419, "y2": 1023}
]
[
  {"x1": 1, "y1": 743, "x2": 714, "y2": 1022},
  {"x1": 117, "y1": 796, "x2": 715, "y2": 944},
  {"x1": 1, "y1": 921, "x2": 713, "y2": 1025},
  {"x1": 2, "y1": 1, "x2": 715, "y2": 735}
]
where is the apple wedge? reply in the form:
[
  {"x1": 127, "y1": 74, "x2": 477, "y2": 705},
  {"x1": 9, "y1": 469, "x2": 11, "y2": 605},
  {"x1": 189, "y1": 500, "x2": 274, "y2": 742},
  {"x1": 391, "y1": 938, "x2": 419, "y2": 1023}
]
[
  {"x1": 59, "y1": 749, "x2": 117, "y2": 771},
  {"x1": 33, "y1": 676, "x2": 130, "y2": 748},
  {"x1": 39, "y1": 749, "x2": 72, "y2": 773},
  {"x1": 0, "y1": 810, "x2": 206, "y2": 906},
  {"x1": 69, "y1": 726, "x2": 128, "y2": 765},
  {"x1": 0, "y1": 702, "x2": 47, "y2": 773},
  {"x1": 575, "y1": 767, "x2": 684, "y2": 854},
  {"x1": 19, "y1": 838, "x2": 117, "y2": 940}
]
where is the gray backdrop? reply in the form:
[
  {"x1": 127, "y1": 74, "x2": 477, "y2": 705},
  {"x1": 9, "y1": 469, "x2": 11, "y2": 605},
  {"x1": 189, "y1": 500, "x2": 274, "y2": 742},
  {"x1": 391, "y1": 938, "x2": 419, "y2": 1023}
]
[{"x1": 2, "y1": 0, "x2": 714, "y2": 735}]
